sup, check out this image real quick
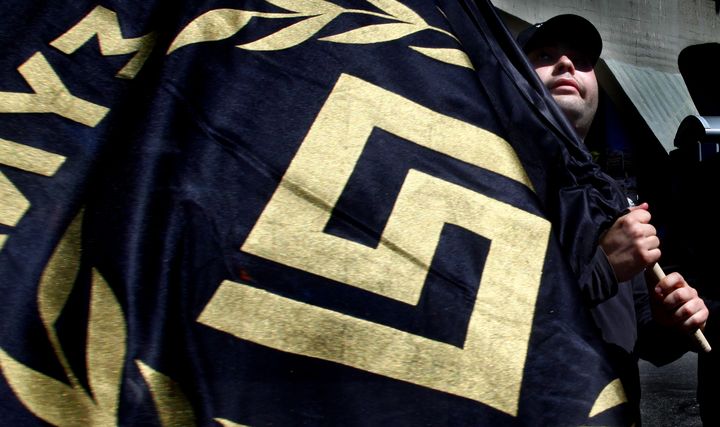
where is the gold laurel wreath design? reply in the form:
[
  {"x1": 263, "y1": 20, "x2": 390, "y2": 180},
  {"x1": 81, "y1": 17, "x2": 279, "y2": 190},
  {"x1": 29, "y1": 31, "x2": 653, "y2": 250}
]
[
  {"x1": 0, "y1": 210, "x2": 196, "y2": 426},
  {"x1": 167, "y1": 0, "x2": 473, "y2": 69}
]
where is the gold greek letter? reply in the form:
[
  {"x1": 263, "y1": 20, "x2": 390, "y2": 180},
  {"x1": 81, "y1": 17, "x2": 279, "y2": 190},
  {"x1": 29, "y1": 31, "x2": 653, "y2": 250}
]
[
  {"x1": 0, "y1": 52, "x2": 109, "y2": 126},
  {"x1": 0, "y1": 138, "x2": 65, "y2": 250},
  {"x1": 51, "y1": 6, "x2": 156, "y2": 79}
]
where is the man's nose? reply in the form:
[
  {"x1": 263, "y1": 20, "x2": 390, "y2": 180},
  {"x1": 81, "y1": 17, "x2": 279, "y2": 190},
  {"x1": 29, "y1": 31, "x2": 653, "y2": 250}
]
[{"x1": 555, "y1": 55, "x2": 576, "y2": 73}]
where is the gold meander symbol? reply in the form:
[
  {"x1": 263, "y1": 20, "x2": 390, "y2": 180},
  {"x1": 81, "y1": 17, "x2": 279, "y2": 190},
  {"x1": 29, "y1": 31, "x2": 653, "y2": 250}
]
[{"x1": 199, "y1": 73, "x2": 549, "y2": 416}]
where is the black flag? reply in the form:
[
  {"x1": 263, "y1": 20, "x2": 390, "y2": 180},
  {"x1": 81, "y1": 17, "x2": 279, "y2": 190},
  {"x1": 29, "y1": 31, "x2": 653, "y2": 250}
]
[{"x1": 0, "y1": 0, "x2": 631, "y2": 425}]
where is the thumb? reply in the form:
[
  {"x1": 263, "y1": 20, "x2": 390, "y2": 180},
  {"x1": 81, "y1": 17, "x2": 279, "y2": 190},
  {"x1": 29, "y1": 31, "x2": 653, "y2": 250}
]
[{"x1": 628, "y1": 202, "x2": 649, "y2": 212}]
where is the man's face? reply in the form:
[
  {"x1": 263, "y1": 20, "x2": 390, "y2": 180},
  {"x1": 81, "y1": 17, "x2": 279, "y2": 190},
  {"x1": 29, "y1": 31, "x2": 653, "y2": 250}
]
[{"x1": 527, "y1": 42, "x2": 598, "y2": 139}]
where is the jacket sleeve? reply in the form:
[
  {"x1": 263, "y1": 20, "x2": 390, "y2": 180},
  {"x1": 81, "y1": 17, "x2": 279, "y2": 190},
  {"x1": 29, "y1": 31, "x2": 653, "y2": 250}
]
[{"x1": 580, "y1": 245, "x2": 620, "y2": 305}]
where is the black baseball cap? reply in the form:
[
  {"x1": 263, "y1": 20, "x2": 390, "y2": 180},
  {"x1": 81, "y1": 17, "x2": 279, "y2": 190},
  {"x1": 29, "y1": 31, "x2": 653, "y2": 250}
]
[{"x1": 516, "y1": 14, "x2": 602, "y2": 65}]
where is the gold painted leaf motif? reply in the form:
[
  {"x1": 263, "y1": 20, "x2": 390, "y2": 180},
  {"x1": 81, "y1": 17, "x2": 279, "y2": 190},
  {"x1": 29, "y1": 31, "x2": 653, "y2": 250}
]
[
  {"x1": 320, "y1": 22, "x2": 420, "y2": 44},
  {"x1": 266, "y1": 0, "x2": 343, "y2": 14},
  {"x1": 366, "y1": 0, "x2": 425, "y2": 24},
  {"x1": 215, "y1": 418, "x2": 249, "y2": 427},
  {"x1": 37, "y1": 209, "x2": 83, "y2": 388},
  {"x1": 168, "y1": 9, "x2": 256, "y2": 54},
  {"x1": 590, "y1": 378, "x2": 628, "y2": 417},
  {"x1": 0, "y1": 268, "x2": 123, "y2": 426},
  {"x1": 0, "y1": 347, "x2": 94, "y2": 425},
  {"x1": 0, "y1": 208, "x2": 127, "y2": 425},
  {"x1": 238, "y1": 13, "x2": 340, "y2": 51},
  {"x1": 409, "y1": 46, "x2": 473, "y2": 69},
  {"x1": 87, "y1": 269, "x2": 126, "y2": 416},
  {"x1": 137, "y1": 360, "x2": 196, "y2": 427},
  {"x1": 168, "y1": 1, "x2": 468, "y2": 70}
]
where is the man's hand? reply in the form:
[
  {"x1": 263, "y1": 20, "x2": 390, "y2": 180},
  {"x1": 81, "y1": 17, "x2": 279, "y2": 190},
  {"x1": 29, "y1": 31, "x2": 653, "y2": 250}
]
[
  {"x1": 599, "y1": 202, "x2": 661, "y2": 282},
  {"x1": 648, "y1": 271, "x2": 708, "y2": 333}
]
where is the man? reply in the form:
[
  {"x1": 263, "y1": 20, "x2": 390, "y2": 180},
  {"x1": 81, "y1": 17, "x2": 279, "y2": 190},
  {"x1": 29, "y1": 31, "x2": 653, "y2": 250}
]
[{"x1": 516, "y1": 14, "x2": 709, "y2": 422}]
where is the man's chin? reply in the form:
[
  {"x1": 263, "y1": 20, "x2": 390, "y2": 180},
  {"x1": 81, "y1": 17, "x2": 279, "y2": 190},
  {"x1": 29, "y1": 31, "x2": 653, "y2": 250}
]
[
  {"x1": 551, "y1": 93, "x2": 583, "y2": 106},
  {"x1": 551, "y1": 98, "x2": 596, "y2": 137},
  {"x1": 552, "y1": 97, "x2": 590, "y2": 117}
]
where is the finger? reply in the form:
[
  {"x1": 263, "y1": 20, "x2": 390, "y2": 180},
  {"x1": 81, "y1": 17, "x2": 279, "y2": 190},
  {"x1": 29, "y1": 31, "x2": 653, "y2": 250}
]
[
  {"x1": 637, "y1": 246, "x2": 661, "y2": 267},
  {"x1": 645, "y1": 224, "x2": 657, "y2": 238},
  {"x1": 654, "y1": 272, "x2": 688, "y2": 295},
  {"x1": 628, "y1": 222, "x2": 654, "y2": 238},
  {"x1": 680, "y1": 306, "x2": 709, "y2": 332},
  {"x1": 643, "y1": 247, "x2": 662, "y2": 265},
  {"x1": 628, "y1": 202, "x2": 649, "y2": 212},
  {"x1": 641, "y1": 235, "x2": 660, "y2": 251},
  {"x1": 661, "y1": 287, "x2": 697, "y2": 309},
  {"x1": 626, "y1": 208, "x2": 652, "y2": 224},
  {"x1": 659, "y1": 297, "x2": 704, "y2": 330}
]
